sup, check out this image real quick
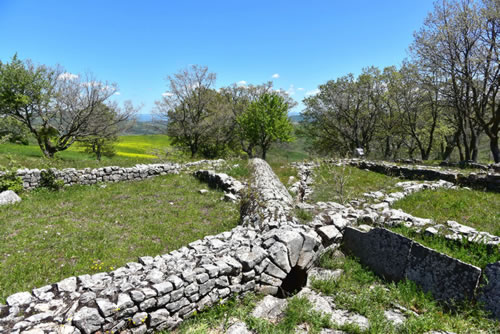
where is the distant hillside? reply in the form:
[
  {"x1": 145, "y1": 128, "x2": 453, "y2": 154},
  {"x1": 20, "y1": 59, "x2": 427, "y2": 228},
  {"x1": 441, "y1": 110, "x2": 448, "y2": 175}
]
[
  {"x1": 124, "y1": 120, "x2": 167, "y2": 135},
  {"x1": 289, "y1": 114, "x2": 303, "y2": 123}
]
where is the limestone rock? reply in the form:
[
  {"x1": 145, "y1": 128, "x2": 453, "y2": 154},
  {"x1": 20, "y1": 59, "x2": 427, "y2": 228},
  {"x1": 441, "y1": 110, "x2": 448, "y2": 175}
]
[
  {"x1": 226, "y1": 321, "x2": 252, "y2": 334},
  {"x1": 343, "y1": 227, "x2": 412, "y2": 281},
  {"x1": 73, "y1": 307, "x2": 104, "y2": 334},
  {"x1": 384, "y1": 309, "x2": 406, "y2": 326},
  {"x1": 477, "y1": 261, "x2": 500, "y2": 320},
  {"x1": 6, "y1": 291, "x2": 32, "y2": 306},
  {"x1": 251, "y1": 295, "x2": 288, "y2": 321},
  {"x1": 0, "y1": 190, "x2": 21, "y2": 205}
]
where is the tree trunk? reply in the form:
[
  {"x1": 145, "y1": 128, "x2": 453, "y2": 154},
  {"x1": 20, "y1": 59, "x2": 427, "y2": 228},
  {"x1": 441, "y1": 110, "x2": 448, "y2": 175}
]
[
  {"x1": 491, "y1": 136, "x2": 500, "y2": 163},
  {"x1": 442, "y1": 131, "x2": 460, "y2": 161},
  {"x1": 470, "y1": 129, "x2": 479, "y2": 162},
  {"x1": 96, "y1": 143, "x2": 102, "y2": 161},
  {"x1": 261, "y1": 149, "x2": 267, "y2": 160},
  {"x1": 384, "y1": 137, "x2": 391, "y2": 160}
]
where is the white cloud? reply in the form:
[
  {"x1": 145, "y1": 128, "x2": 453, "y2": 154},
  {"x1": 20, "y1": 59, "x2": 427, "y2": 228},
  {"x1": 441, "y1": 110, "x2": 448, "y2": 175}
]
[
  {"x1": 286, "y1": 84, "x2": 296, "y2": 96},
  {"x1": 237, "y1": 80, "x2": 247, "y2": 87},
  {"x1": 297, "y1": 87, "x2": 304, "y2": 91},
  {"x1": 305, "y1": 89, "x2": 320, "y2": 96},
  {"x1": 114, "y1": 92, "x2": 121, "y2": 96},
  {"x1": 272, "y1": 73, "x2": 280, "y2": 79},
  {"x1": 58, "y1": 72, "x2": 78, "y2": 81},
  {"x1": 162, "y1": 92, "x2": 174, "y2": 97}
]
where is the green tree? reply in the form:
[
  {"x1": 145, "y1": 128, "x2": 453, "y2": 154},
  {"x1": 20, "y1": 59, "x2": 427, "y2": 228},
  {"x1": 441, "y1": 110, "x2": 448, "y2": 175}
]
[
  {"x1": 0, "y1": 116, "x2": 31, "y2": 145},
  {"x1": 236, "y1": 93, "x2": 294, "y2": 160},
  {"x1": 155, "y1": 65, "x2": 218, "y2": 157},
  {"x1": 0, "y1": 55, "x2": 134, "y2": 158},
  {"x1": 411, "y1": 0, "x2": 500, "y2": 162},
  {"x1": 77, "y1": 102, "x2": 135, "y2": 161},
  {"x1": 302, "y1": 68, "x2": 383, "y2": 156}
]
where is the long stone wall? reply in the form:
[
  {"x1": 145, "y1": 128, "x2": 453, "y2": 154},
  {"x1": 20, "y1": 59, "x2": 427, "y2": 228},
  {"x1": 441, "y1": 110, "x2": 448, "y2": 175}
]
[
  {"x1": 0, "y1": 159, "x2": 228, "y2": 190},
  {"x1": 343, "y1": 160, "x2": 500, "y2": 192},
  {"x1": 0, "y1": 159, "x2": 338, "y2": 334}
]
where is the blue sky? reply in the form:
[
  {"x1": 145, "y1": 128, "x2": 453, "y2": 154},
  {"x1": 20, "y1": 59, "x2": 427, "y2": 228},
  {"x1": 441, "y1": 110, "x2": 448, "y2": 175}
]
[{"x1": 0, "y1": 0, "x2": 435, "y2": 115}]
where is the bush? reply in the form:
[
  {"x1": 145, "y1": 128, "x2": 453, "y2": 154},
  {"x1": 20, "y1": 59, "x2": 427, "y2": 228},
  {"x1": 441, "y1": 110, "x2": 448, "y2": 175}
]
[
  {"x1": 0, "y1": 170, "x2": 23, "y2": 193},
  {"x1": 39, "y1": 169, "x2": 64, "y2": 191}
]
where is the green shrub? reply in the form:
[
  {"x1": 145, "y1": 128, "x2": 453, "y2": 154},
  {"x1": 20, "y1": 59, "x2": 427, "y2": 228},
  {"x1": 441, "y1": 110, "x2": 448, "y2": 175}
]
[
  {"x1": 0, "y1": 170, "x2": 23, "y2": 193},
  {"x1": 39, "y1": 169, "x2": 64, "y2": 191}
]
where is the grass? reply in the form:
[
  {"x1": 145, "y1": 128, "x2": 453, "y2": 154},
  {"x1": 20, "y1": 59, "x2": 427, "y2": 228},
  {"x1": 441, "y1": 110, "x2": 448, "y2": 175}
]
[
  {"x1": 310, "y1": 252, "x2": 500, "y2": 333},
  {"x1": 393, "y1": 188, "x2": 500, "y2": 236},
  {"x1": 390, "y1": 226, "x2": 500, "y2": 269},
  {"x1": 0, "y1": 135, "x2": 176, "y2": 170},
  {"x1": 0, "y1": 173, "x2": 239, "y2": 302},
  {"x1": 170, "y1": 294, "x2": 332, "y2": 334},
  {"x1": 312, "y1": 163, "x2": 402, "y2": 204}
]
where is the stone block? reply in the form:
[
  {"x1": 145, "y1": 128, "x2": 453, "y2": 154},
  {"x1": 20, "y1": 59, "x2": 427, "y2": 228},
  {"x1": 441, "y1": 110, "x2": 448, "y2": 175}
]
[
  {"x1": 343, "y1": 227, "x2": 412, "y2": 281},
  {"x1": 478, "y1": 261, "x2": 500, "y2": 320},
  {"x1": 405, "y1": 243, "x2": 481, "y2": 302}
]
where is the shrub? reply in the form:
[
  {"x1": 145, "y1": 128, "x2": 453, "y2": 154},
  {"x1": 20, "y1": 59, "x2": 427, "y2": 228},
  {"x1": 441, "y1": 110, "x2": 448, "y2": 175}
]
[
  {"x1": 0, "y1": 170, "x2": 23, "y2": 193},
  {"x1": 39, "y1": 169, "x2": 64, "y2": 191}
]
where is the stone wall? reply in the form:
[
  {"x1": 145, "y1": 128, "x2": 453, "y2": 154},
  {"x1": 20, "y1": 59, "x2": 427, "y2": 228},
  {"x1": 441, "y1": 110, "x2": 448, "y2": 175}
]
[
  {"x1": 0, "y1": 159, "x2": 228, "y2": 191},
  {"x1": 343, "y1": 160, "x2": 500, "y2": 192},
  {"x1": 3, "y1": 164, "x2": 180, "y2": 190},
  {"x1": 0, "y1": 159, "x2": 336, "y2": 334},
  {"x1": 343, "y1": 226, "x2": 498, "y2": 310}
]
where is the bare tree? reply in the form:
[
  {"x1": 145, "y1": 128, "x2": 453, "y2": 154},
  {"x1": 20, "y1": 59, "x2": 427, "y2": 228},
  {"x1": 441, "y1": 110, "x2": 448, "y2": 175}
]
[{"x1": 0, "y1": 55, "x2": 134, "y2": 158}]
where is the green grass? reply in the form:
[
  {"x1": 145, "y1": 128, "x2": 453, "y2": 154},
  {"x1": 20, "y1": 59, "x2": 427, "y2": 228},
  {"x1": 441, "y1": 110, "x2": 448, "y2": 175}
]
[
  {"x1": 0, "y1": 173, "x2": 239, "y2": 302},
  {"x1": 312, "y1": 164, "x2": 402, "y2": 204},
  {"x1": 311, "y1": 252, "x2": 500, "y2": 333},
  {"x1": 390, "y1": 226, "x2": 500, "y2": 268},
  {"x1": 0, "y1": 135, "x2": 175, "y2": 170},
  {"x1": 171, "y1": 294, "x2": 332, "y2": 334},
  {"x1": 393, "y1": 188, "x2": 500, "y2": 236}
]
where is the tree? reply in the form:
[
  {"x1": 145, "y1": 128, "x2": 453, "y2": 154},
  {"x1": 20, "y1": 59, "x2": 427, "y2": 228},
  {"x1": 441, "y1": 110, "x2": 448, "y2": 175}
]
[
  {"x1": 0, "y1": 55, "x2": 135, "y2": 158},
  {"x1": 411, "y1": 0, "x2": 500, "y2": 162},
  {"x1": 302, "y1": 68, "x2": 383, "y2": 156},
  {"x1": 155, "y1": 65, "x2": 217, "y2": 157},
  {"x1": 0, "y1": 116, "x2": 31, "y2": 145},
  {"x1": 77, "y1": 102, "x2": 136, "y2": 161},
  {"x1": 236, "y1": 92, "x2": 294, "y2": 160}
]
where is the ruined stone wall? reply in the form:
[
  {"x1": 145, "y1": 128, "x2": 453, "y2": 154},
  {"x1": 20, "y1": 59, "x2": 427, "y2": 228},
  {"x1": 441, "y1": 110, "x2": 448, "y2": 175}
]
[
  {"x1": 0, "y1": 159, "x2": 336, "y2": 334},
  {"x1": 344, "y1": 160, "x2": 500, "y2": 192}
]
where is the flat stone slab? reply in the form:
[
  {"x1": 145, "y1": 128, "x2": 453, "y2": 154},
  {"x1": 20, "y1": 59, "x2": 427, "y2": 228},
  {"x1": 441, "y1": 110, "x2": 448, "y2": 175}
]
[
  {"x1": 251, "y1": 295, "x2": 288, "y2": 322},
  {"x1": 343, "y1": 227, "x2": 412, "y2": 281},
  {"x1": 226, "y1": 321, "x2": 252, "y2": 334},
  {"x1": 306, "y1": 268, "x2": 343, "y2": 288},
  {"x1": 296, "y1": 288, "x2": 334, "y2": 315},
  {"x1": 477, "y1": 261, "x2": 500, "y2": 319},
  {"x1": 405, "y1": 242, "x2": 481, "y2": 302}
]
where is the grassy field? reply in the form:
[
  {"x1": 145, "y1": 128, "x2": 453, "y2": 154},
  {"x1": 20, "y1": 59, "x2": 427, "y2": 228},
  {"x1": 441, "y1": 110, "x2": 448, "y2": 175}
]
[
  {"x1": 172, "y1": 252, "x2": 499, "y2": 333},
  {"x1": 393, "y1": 188, "x2": 500, "y2": 236},
  {"x1": 311, "y1": 164, "x2": 402, "y2": 204},
  {"x1": 0, "y1": 135, "x2": 174, "y2": 170},
  {"x1": 391, "y1": 226, "x2": 500, "y2": 268},
  {"x1": 0, "y1": 173, "x2": 239, "y2": 302}
]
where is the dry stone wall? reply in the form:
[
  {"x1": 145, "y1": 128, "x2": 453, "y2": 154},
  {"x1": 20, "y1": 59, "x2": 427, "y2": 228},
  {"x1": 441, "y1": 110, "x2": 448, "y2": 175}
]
[
  {"x1": 1, "y1": 159, "x2": 227, "y2": 191},
  {"x1": 343, "y1": 160, "x2": 500, "y2": 192},
  {"x1": 0, "y1": 159, "x2": 337, "y2": 334}
]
